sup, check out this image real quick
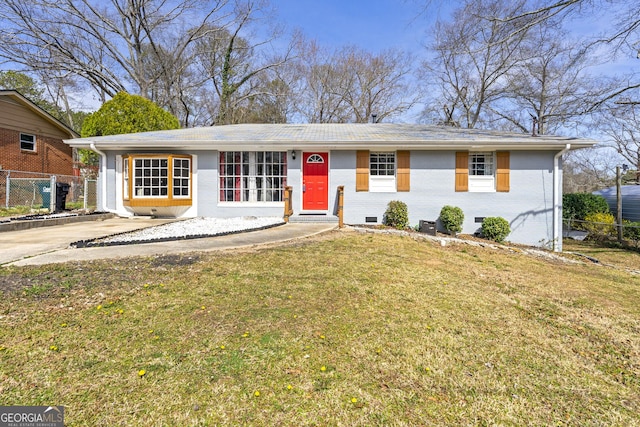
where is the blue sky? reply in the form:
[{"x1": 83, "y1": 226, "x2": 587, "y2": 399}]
[
  {"x1": 271, "y1": 1, "x2": 625, "y2": 80},
  {"x1": 272, "y1": 0, "x2": 440, "y2": 53},
  {"x1": 272, "y1": 1, "x2": 636, "y2": 78}
]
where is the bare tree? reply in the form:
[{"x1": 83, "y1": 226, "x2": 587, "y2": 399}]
[
  {"x1": 0, "y1": 0, "x2": 296, "y2": 127},
  {"x1": 563, "y1": 146, "x2": 620, "y2": 192},
  {"x1": 420, "y1": 0, "x2": 639, "y2": 129},
  {"x1": 422, "y1": 0, "x2": 534, "y2": 129},
  {"x1": 0, "y1": 0, "x2": 232, "y2": 100},
  {"x1": 496, "y1": 22, "x2": 622, "y2": 135},
  {"x1": 342, "y1": 47, "x2": 418, "y2": 123},
  {"x1": 291, "y1": 40, "x2": 418, "y2": 123},
  {"x1": 290, "y1": 40, "x2": 352, "y2": 123},
  {"x1": 193, "y1": 1, "x2": 295, "y2": 125},
  {"x1": 498, "y1": 0, "x2": 640, "y2": 105},
  {"x1": 137, "y1": 43, "x2": 194, "y2": 126},
  {"x1": 38, "y1": 70, "x2": 86, "y2": 131},
  {"x1": 599, "y1": 103, "x2": 640, "y2": 179}
]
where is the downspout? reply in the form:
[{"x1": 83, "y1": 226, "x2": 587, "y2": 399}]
[
  {"x1": 553, "y1": 144, "x2": 571, "y2": 252},
  {"x1": 91, "y1": 143, "x2": 118, "y2": 214}
]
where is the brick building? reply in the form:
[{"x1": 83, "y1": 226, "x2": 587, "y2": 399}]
[
  {"x1": 0, "y1": 90, "x2": 79, "y2": 175},
  {"x1": 1, "y1": 90, "x2": 79, "y2": 207}
]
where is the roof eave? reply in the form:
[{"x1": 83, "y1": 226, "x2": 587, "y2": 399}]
[{"x1": 65, "y1": 138, "x2": 597, "y2": 151}]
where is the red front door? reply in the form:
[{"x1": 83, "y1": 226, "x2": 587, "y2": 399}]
[{"x1": 302, "y1": 152, "x2": 329, "y2": 210}]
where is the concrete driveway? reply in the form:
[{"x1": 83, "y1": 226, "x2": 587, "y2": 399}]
[{"x1": 0, "y1": 217, "x2": 336, "y2": 267}]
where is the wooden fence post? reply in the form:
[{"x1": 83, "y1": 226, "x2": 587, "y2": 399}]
[
  {"x1": 617, "y1": 166, "x2": 623, "y2": 243},
  {"x1": 284, "y1": 186, "x2": 293, "y2": 223}
]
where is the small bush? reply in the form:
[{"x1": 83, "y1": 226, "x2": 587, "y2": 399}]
[
  {"x1": 584, "y1": 212, "x2": 616, "y2": 239},
  {"x1": 383, "y1": 200, "x2": 409, "y2": 230},
  {"x1": 439, "y1": 205, "x2": 464, "y2": 235},
  {"x1": 563, "y1": 193, "x2": 610, "y2": 229},
  {"x1": 623, "y1": 222, "x2": 640, "y2": 247},
  {"x1": 481, "y1": 217, "x2": 511, "y2": 243}
]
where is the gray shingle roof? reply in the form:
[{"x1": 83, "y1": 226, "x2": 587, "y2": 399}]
[{"x1": 65, "y1": 123, "x2": 597, "y2": 150}]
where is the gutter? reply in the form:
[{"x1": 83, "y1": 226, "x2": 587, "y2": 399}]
[
  {"x1": 90, "y1": 143, "x2": 119, "y2": 215},
  {"x1": 69, "y1": 140, "x2": 595, "y2": 152},
  {"x1": 553, "y1": 144, "x2": 571, "y2": 252}
]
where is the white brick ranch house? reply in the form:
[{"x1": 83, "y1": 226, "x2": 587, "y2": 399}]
[{"x1": 64, "y1": 123, "x2": 596, "y2": 251}]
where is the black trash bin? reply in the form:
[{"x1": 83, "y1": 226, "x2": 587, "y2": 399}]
[
  {"x1": 55, "y1": 182, "x2": 70, "y2": 212},
  {"x1": 419, "y1": 220, "x2": 437, "y2": 236}
]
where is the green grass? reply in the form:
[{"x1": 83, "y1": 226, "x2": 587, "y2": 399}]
[
  {"x1": 64, "y1": 201, "x2": 87, "y2": 210},
  {"x1": 1, "y1": 231, "x2": 639, "y2": 426},
  {"x1": 0, "y1": 205, "x2": 41, "y2": 217},
  {"x1": 563, "y1": 239, "x2": 640, "y2": 270}
]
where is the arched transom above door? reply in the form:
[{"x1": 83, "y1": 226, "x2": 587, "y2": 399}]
[{"x1": 306, "y1": 154, "x2": 325, "y2": 163}]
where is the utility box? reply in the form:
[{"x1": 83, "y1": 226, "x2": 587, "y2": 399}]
[
  {"x1": 419, "y1": 220, "x2": 437, "y2": 236},
  {"x1": 55, "y1": 182, "x2": 70, "y2": 212},
  {"x1": 37, "y1": 182, "x2": 51, "y2": 209}
]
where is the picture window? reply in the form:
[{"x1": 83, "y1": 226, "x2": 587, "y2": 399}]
[{"x1": 220, "y1": 151, "x2": 287, "y2": 202}]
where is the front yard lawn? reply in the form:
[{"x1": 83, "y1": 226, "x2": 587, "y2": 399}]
[{"x1": 1, "y1": 231, "x2": 639, "y2": 425}]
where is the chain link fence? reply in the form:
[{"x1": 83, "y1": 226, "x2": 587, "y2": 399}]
[{"x1": 0, "y1": 170, "x2": 97, "y2": 214}]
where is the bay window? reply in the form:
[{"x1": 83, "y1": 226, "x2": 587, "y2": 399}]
[{"x1": 122, "y1": 154, "x2": 192, "y2": 206}]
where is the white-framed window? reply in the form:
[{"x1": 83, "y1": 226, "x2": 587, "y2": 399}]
[
  {"x1": 470, "y1": 152, "x2": 494, "y2": 176},
  {"x1": 370, "y1": 152, "x2": 395, "y2": 176},
  {"x1": 369, "y1": 152, "x2": 396, "y2": 192},
  {"x1": 123, "y1": 158, "x2": 130, "y2": 199},
  {"x1": 469, "y1": 152, "x2": 495, "y2": 192},
  {"x1": 173, "y1": 158, "x2": 191, "y2": 198},
  {"x1": 134, "y1": 158, "x2": 169, "y2": 197},
  {"x1": 20, "y1": 133, "x2": 36, "y2": 152},
  {"x1": 219, "y1": 151, "x2": 287, "y2": 202}
]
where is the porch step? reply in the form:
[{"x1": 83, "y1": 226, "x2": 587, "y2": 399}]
[{"x1": 288, "y1": 214, "x2": 339, "y2": 224}]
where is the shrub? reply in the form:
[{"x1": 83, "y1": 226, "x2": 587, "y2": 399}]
[
  {"x1": 481, "y1": 217, "x2": 511, "y2": 243},
  {"x1": 383, "y1": 200, "x2": 409, "y2": 230},
  {"x1": 563, "y1": 193, "x2": 610, "y2": 228},
  {"x1": 623, "y1": 222, "x2": 640, "y2": 247},
  {"x1": 81, "y1": 92, "x2": 180, "y2": 138},
  {"x1": 439, "y1": 205, "x2": 464, "y2": 235},
  {"x1": 584, "y1": 212, "x2": 616, "y2": 239}
]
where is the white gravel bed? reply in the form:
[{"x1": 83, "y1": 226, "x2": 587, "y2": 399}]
[{"x1": 99, "y1": 216, "x2": 285, "y2": 244}]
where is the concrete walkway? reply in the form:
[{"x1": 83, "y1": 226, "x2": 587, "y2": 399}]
[{"x1": 0, "y1": 217, "x2": 337, "y2": 267}]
